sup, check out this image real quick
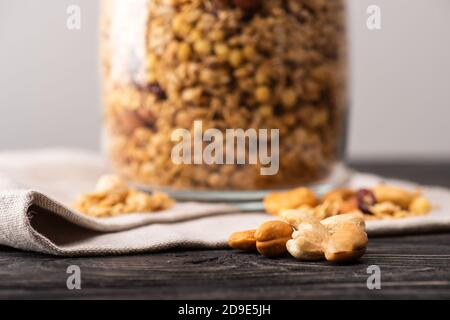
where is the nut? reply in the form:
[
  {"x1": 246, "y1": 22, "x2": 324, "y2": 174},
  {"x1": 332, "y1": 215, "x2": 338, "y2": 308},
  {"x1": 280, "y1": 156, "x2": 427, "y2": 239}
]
[
  {"x1": 95, "y1": 174, "x2": 128, "y2": 194},
  {"x1": 338, "y1": 197, "x2": 359, "y2": 214},
  {"x1": 255, "y1": 221, "x2": 293, "y2": 257},
  {"x1": 255, "y1": 86, "x2": 271, "y2": 103},
  {"x1": 279, "y1": 209, "x2": 319, "y2": 229},
  {"x1": 281, "y1": 88, "x2": 298, "y2": 109},
  {"x1": 409, "y1": 197, "x2": 431, "y2": 215},
  {"x1": 263, "y1": 187, "x2": 317, "y2": 215},
  {"x1": 177, "y1": 43, "x2": 192, "y2": 61},
  {"x1": 286, "y1": 218, "x2": 329, "y2": 261},
  {"x1": 228, "y1": 49, "x2": 243, "y2": 67},
  {"x1": 73, "y1": 175, "x2": 175, "y2": 217},
  {"x1": 369, "y1": 202, "x2": 402, "y2": 219},
  {"x1": 322, "y1": 188, "x2": 355, "y2": 202},
  {"x1": 228, "y1": 229, "x2": 257, "y2": 252},
  {"x1": 321, "y1": 212, "x2": 365, "y2": 235},
  {"x1": 286, "y1": 212, "x2": 368, "y2": 263},
  {"x1": 373, "y1": 185, "x2": 418, "y2": 209},
  {"x1": 311, "y1": 200, "x2": 341, "y2": 220},
  {"x1": 324, "y1": 222, "x2": 368, "y2": 262}
]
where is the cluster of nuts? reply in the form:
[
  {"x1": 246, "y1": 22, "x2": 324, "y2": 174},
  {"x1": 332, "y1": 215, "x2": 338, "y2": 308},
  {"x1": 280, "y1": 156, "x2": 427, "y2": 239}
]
[
  {"x1": 263, "y1": 184, "x2": 432, "y2": 221},
  {"x1": 72, "y1": 174, "x2": 175, "y2": 217},
  {"x1": 101, "y1": 0, "x2": 347, "y2": 190},
  {"x1": 229, "y1": 211, "x2": 368, "y2": 262}
]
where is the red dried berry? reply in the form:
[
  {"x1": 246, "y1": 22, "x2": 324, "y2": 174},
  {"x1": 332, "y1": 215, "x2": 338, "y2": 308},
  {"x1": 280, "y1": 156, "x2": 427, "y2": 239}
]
[
  {"x1": 213, "y1": 0, "x2": 231, "y2": 9},
  {"x1": 136, "y1": 107, "x2": 156, "y2": 130},
  {"x1": 233, "y1": 0, "x2": 261, "y2": 11},
  {"x1": 145, "y1": 83, "x2": 166, "y2": 100},
  {"x1": 356, "y1": 189, "x2": 377, "y2": 214}
]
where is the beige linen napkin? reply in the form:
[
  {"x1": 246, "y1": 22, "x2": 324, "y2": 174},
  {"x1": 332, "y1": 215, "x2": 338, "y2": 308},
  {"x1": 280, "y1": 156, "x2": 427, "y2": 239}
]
[{"x1": 0, "y1": 149, "x2": 450, "y2": 257}]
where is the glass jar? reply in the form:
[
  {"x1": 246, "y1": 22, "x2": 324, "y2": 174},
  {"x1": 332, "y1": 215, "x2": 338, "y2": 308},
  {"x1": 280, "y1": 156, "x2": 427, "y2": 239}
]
[{"x1": 100, "y1": 0, "x2": 348, "y2": 201}]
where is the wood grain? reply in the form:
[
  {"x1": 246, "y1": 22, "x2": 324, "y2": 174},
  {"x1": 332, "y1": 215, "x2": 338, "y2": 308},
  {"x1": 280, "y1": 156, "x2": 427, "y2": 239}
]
[{"x1": 0, "y1": 163, "x2": 449, "y2": 299}]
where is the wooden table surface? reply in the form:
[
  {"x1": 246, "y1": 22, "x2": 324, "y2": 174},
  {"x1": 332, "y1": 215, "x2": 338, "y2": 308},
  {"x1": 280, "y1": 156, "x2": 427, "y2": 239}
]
[{"x1": 1, "y1": 163, "x2": 449, "y2": 300}]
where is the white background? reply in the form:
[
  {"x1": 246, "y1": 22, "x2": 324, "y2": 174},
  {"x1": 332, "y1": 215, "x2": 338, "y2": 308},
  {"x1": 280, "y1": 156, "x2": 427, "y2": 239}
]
[{"x1": 0, "y1": 0, "x2": 449, "y2": 161}]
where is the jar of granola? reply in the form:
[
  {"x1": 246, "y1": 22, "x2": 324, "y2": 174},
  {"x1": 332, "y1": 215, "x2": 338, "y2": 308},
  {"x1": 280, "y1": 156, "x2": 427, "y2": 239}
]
[{"x1": 101, "y1": 0, "x2": 348, "y2": 201}]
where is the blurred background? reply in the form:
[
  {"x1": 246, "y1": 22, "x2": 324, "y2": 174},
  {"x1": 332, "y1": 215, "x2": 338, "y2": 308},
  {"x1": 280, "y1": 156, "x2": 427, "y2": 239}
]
[{"x1": 0, "y1": 0, "x2": 449, "y2": 161}]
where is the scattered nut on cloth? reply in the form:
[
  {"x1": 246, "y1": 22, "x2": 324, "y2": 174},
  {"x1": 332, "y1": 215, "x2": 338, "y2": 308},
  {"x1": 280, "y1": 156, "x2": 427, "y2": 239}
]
[
  {"x1": 73, "y1": 174, "x2": 175, "y2": 217},
  {"x1": 0, "y1": 149, "x2": 450, "y2": 257}
]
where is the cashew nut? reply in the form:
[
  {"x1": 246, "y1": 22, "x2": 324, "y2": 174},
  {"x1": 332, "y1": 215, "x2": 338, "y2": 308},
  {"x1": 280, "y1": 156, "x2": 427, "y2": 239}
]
[
  {"x1": 324, "y1": 222, "x2": 368, "y2": 262},
  {"x1": 96, "y1": 174, "x2": 128, "y2": 194},
  {"x1": 286, "y1": 221, "x2": 329, "y2": 261},
  {"x1": 263, "y1": 187, "x2": 317, "y2": 215},
  {"x1": 279, "y1": 209, "x2": 319, "y2": 229},
  {"x1": 321, "y1": 212, "x2": 365, "y2": 235},
  {"x1": 373, "y1": 185, "x2": 418, "y2": 209},
  {"x1": 284, "y1": 211, "x2": 368, "y2": 263}
]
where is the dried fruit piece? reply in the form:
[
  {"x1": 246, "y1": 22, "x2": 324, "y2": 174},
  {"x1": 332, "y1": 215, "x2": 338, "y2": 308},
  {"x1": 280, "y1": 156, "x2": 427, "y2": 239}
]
[
  {"x1": 119, "y1": 110, "x2": 144, "y2": 135},
  {"x1": 136, "y1": 107, "x2": 156, "y2": 129},
  {"x1": 145, "y1": 83, "x2": 166, "y2": 100},
  {"x1": 233, "y1": 0, "x2": 261, "y2": 11},
  {"x1": 356, "y1": 189, "x2": 377, "y2": 214},
  {"x1": 213, "y1": 0, "x2": 231, "y2": 9}
]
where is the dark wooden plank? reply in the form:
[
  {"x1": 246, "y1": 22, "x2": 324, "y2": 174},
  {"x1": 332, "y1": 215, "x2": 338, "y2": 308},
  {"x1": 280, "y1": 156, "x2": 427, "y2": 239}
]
[
  {"x1": 0, "y1": 233, "x2": 450, "y2": 299},
  {"x1": 0, "y1": 163, "x2": 449, "y2": 299}
]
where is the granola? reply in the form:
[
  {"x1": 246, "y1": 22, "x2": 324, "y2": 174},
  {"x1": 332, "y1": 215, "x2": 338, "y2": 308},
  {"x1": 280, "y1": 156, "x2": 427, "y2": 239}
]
[
  {"x1": 101, "y1": 0, "x2": 347, "y2": 190},
  {"x1": 73, "y1": 175, "x2": 175, "y2": 217}
]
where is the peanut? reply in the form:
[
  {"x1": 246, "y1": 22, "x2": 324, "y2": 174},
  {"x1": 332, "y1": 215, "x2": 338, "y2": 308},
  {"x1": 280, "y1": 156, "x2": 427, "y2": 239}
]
[
  {"x1": 255, "y1": 221, "x2": 293, "y2": 258},
  {"x1": 228, "y1": 229, "x2": 257, "y2": 252}
]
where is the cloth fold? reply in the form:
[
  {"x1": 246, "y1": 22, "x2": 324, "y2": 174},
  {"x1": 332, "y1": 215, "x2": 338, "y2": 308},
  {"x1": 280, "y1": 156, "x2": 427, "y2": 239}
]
[{"x1": 0, "y1": 149, "x2": 449, "y2": 257}]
